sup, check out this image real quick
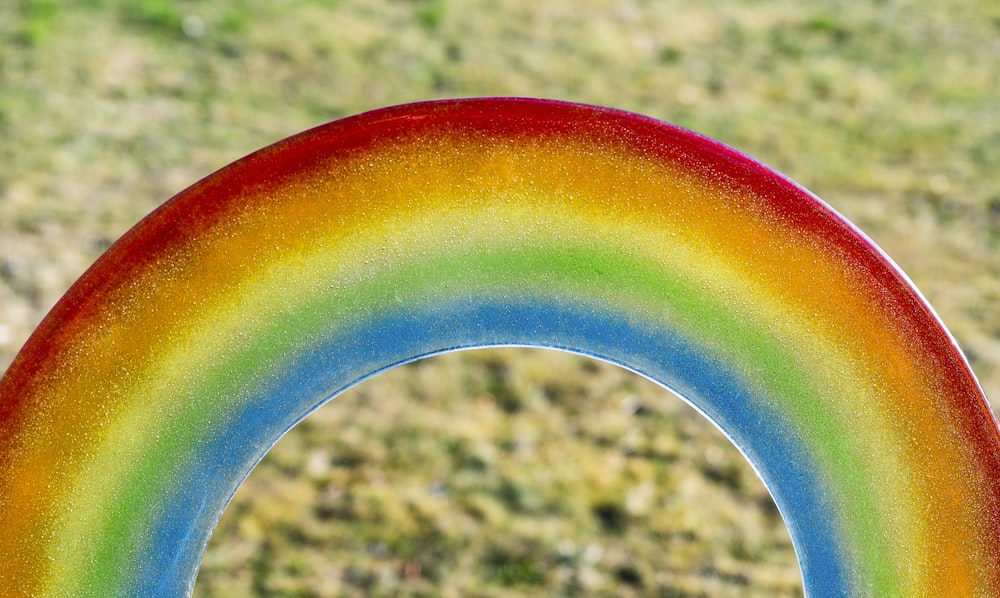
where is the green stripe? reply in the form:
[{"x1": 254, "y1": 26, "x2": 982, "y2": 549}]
[{"x1": 85, "y1": 242, "x2": 892, "y2": 594}]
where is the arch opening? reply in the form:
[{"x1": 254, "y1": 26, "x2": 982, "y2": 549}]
[{"x1": 195, "y1": 347, "x2": 803, "y2": 596}]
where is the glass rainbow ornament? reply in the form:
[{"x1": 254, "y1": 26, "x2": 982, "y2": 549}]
[{"x1": 1, "y1": 98, "x2": 998, "y2": 597}]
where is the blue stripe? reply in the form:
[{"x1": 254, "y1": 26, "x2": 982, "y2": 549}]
[{"x1": 136, "y1": 298, "x2": 848, "y2": 596}]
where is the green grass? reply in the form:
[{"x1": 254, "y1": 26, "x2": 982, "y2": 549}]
[
  {"x1": 198, "y1": 348, "x2": 801, "y2": 596},
  {"x1": 1, "y1": 0, "x2": 997, "y2": 595}
]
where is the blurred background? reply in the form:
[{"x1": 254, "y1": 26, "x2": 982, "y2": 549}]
[{"x1": 1, "y1": 0, "x2": 997, "y2": 595}]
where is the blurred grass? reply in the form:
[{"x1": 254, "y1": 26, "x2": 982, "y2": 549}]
[
  {"x1": 201, "y1": 349, "x2": 800, "y2": 596},
  {"x1": 0, "y1": 0, "x2": 997, "y2": 595}
]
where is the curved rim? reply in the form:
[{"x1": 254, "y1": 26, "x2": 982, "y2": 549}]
[{"x1": 0, "y1": 98, "x2": 997, "y2": 597}]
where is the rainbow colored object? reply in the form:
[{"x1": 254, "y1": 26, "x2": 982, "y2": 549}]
[{"x1": 0, "y1": 98, "x2": 998, "y2": 596}]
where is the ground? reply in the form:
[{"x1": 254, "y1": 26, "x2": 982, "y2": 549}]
[{"x1": 1, "y1": 1, "x2": 997, "y2": 595}]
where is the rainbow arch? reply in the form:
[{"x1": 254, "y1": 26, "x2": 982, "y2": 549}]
[{"x1": 0, "y1": 98, "x2": 998, "y2": 596}]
